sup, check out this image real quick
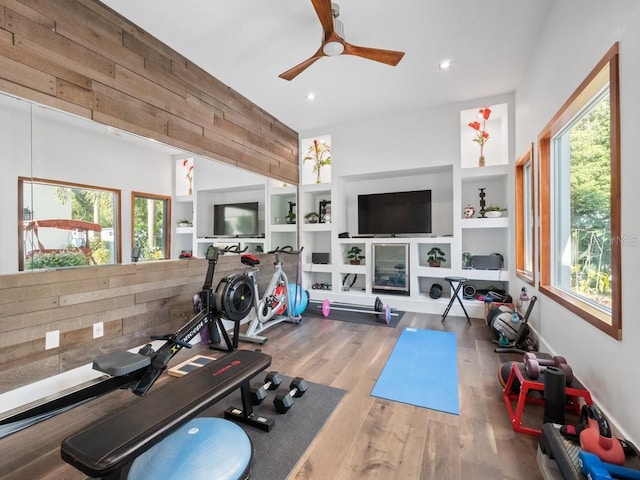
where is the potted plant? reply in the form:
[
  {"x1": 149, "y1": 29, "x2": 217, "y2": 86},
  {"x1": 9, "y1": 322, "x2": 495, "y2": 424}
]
[
  {"x1": 427, "y1": 247, "x2": 446, "y2": 267},
  {"x1": 285, "y1": 211, "x2": 296, "y2": 224},
  {"x1": 304, "y1": 211, "x2": 320, "y2": 223},
  {"x1": 177, "y1": 219, "x2": 191, "y2": 227},
  {"x1": 484, "y1": 204, "x2": 506, "y2": 218},
  {"x1": 346, "y1": 246, "x2": 365, "y2": 265}
]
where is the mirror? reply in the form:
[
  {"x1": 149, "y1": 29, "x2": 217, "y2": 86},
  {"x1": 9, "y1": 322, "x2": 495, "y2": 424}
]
[{"x1": 0, "y1": 91, "x2": 282, "y2": 274}]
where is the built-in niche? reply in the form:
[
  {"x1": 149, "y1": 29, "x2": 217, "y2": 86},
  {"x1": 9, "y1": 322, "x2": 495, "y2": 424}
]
[{"x1": 460, "y1": 103, "x2": 509, "y2": 169}]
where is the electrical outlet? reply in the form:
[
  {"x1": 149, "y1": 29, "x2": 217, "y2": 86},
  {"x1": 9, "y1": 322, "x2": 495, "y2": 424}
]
[
  {"x1": 45, "y1": 330, "x2": 60, "y2": 350},
  {"x1": 93, "y1": 322, "x2": 104, "y2": 339}
]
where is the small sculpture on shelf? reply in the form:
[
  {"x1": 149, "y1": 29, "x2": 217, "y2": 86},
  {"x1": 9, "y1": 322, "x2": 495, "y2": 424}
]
[
  {"x1": 478, "y1": 187, "x2": 487, "y2": 218},
  {"x1": 346, "y1": 246, "x2": 364, "y2": 265},
  {"x1": 427, "y1": 247, "x2": 446, "y2": 267},
  {"x1": 286, "y1": 201, "x2": 296, "y2": 224}
]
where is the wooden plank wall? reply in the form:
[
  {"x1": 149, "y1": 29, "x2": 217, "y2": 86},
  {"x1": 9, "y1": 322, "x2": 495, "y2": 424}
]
[
  {"x1": 0, "y1": 254, "x2": 301, "y2": 393},
  {"x1": 0, "y1": 0, "x2": 299, "y2": 184}
]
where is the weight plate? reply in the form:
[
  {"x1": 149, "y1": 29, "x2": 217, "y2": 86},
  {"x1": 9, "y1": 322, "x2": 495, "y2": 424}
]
[
  {"x1": 322, "y1": 299, "x2": 331, "y2": 317},
  {"x1": 384, "y1": 305, "x2": 391, "y2": 324}
]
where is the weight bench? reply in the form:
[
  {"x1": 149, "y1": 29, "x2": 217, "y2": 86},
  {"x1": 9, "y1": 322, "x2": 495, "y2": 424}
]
[{"x1": 61, "y1": 349, "x2": 272, "y2": 479}]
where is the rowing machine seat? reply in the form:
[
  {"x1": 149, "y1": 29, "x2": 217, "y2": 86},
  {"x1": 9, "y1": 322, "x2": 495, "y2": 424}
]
[{"x1": 93, "y1": 350, "x2": 152, "y2": 376}]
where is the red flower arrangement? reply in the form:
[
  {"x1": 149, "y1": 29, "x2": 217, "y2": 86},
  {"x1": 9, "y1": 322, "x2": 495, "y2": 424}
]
[
  {"x1": 182, "y1": 158, "x2": 194, "y2": 194},
  {"x1": 468, "y1": 107, "x2": 491, "y2": 167}
]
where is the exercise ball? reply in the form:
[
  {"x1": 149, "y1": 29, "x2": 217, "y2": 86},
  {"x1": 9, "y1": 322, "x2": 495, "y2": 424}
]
[
  {"x1": 287, "y1": 283, "x2": 309, "y2": 316},
  {"x1": 128, "y1": 418, "x2": 252, "y2": 480}
]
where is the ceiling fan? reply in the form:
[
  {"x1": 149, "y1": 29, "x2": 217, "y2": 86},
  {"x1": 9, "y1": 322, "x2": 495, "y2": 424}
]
[{"x1": 279, "y1": 0, "x2": 405, "y2": 81}]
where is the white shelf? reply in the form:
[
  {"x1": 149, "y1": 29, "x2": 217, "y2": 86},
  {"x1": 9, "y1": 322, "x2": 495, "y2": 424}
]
[
  {"x1": 461, "y1": 217, "x2": 508, "y2": 229},
  {"x1": 176, "y1": 226, "x2": 194, "y2": 234},
  {"x1": 303, "y1": 222, "x2": 332, "y2": 232},
  {"x1": 270, "y1": 224, "x2": 297, "y2": 232}
]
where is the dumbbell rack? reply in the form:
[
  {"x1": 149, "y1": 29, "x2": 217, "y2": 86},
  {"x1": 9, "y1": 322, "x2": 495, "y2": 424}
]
[{"x1": 502, "y1": 361, "x2": 593, "y2": 436}]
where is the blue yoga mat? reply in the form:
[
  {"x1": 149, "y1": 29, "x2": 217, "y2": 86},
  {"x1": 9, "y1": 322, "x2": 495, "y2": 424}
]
[{"x1": 371, "y1": 328, "x2": 459, "y2": 415}]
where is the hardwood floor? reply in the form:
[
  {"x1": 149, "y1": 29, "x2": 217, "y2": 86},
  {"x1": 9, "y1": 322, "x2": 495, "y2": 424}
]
[{"x1": 0, "y1": 311, "x2": 544, "y2": 479}]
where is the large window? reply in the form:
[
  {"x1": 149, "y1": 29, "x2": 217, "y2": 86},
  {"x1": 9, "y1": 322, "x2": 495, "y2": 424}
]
[
  {"x1": 515, "y1": 144, "x2": 535, "y2": 285},
  {"x1": 538, "y1": 44, "x2": 621, "y2": 339},
  {"x1": 19, "y1": 177, "x2": 121, "y2": 270},
  {"x1": 132, "y1": 192, "x2": 171, "y2": 261}
]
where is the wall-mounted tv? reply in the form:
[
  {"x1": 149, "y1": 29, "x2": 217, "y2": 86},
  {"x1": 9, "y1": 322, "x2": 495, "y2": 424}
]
[
  {"x1": 213, "y1": 202, "x2": 259, "y2": 237},
  {"x1": 358, "y1": 190, "x2": 432, "y2": 235}
]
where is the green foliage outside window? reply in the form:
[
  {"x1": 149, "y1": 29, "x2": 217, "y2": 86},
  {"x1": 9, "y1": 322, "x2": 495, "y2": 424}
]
[{"x1": 568, "y1": 94, "x2": 611, "y2": 307}]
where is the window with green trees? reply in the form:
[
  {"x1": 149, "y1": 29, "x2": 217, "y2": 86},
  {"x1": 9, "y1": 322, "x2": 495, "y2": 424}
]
[
  {"x1": 132, "y1": 192, "x2": 171, "y2": 261},
  {"x1": 539, "y1": 43, "x2": 621, "y2": 339},
  {"x1": 19, "y1": 177, "x2": 120, "y2": 270}
]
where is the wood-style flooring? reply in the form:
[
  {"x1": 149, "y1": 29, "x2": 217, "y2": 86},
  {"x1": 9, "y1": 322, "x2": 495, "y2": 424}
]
[{"x1": 0, "y1": 311, "x2": 544, "y2": 479}]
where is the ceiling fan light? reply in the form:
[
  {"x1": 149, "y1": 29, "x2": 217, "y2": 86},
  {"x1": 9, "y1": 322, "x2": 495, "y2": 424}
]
[{"x1": 323, "y1": 41, "x2": 344, "y2": 56}]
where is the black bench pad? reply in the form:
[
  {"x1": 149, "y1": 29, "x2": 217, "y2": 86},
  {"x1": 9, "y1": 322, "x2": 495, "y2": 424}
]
[{"x1": 61, "y1": 349, "x2": 271, "y2": 478}]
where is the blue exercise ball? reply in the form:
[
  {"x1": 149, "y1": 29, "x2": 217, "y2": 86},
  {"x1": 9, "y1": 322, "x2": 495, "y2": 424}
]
[
  {"x1": 287, "y1": 283, "x2": 309, "y2": 316},
  {"x1": 128, "y1": 418, "x2": 252, "y2": 480}
]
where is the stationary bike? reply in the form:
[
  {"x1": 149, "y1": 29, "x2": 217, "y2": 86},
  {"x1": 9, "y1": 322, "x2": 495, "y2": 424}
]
[{"x1": 236, "y1": 246, "x2": 307, "y2": 344}]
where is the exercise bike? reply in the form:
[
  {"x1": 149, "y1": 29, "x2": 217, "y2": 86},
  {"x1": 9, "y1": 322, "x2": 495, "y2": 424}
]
[
  {"x1": 236, "y1": 245, "x2": 307, "y2": 344},
  {"x1": 0, "y1": 245, "x2": 247, "y2": 438}
]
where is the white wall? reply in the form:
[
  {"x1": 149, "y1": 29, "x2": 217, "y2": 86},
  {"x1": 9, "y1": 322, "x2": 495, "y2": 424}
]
[{"x1": 513, "y1": 0, "x2": 640, "y2": 444}]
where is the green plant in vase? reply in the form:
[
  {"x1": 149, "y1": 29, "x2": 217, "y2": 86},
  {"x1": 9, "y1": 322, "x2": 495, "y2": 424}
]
[
  {"x1": 346, "y1": 246, "x2": 365, "y2": 265},
  {"x1": 427, "y1": 247, "x2": 446, "y2": 267},
  {"x1": 484, "y1": 204, "x2": 506, "y2": 218},
  {"x1": 285, "y1": 211, "x2": 296, "y2": 224},
  {"x1": 303, "y1": 139, "x2": 331, "y2": 183},
  {"x1": 304, "y1": 211, "x2": 320, "y2": 223}
]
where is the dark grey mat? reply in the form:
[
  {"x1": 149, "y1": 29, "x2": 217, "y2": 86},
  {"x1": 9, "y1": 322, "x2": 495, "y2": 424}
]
[
  {"x1": 303, "y1": 300, "x2": 405, "y2": 328},
  {"x1": 201, "y1": 377, "x2": 346, "y2": 480}
]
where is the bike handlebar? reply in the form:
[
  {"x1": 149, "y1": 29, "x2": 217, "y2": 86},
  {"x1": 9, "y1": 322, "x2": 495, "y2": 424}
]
[
  {"x1": 267, "y1": 245, "x2": 303, "y2": 255},
  {"x1": 220, "y1": 244, "x2": 248, "y2": 254}
]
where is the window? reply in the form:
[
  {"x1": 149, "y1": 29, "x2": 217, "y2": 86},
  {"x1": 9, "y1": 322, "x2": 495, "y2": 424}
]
[
  {"x1": 132, "y1": 192, "x2": 171, "y2": 261},
  {"x1": 19, "y1": 177, "x2": 121, "y2": 270},
  {"x1": 539, "y1": 43, "x2": 621, "y2": 339},
  {"x1": 515, "y1": 144, "x2": 535, "y2": 285}
]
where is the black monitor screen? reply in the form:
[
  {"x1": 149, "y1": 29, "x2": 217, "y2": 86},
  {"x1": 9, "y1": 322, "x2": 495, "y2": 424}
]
[
  {"x1": 358, "y1": 190, "x2": 432, "y2": 235},
  {"x1": 213, "y1": 202, "x2": 259, "y2": 236}
]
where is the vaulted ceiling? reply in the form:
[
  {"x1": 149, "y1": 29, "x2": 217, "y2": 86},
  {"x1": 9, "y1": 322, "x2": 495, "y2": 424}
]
[{"x1": 100, "y1": 0, "x2": 552, "y2": 133}]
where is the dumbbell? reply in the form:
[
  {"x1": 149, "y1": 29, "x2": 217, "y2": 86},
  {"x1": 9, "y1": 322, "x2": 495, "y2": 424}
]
[
  {"x1": 250, "y1": 371, "x2": 283, "y2": 405},
  {"x1": 525, "y1": 357, "x2": 574, "y2": 384},
  {"x1": 523, "y1": 352, "x2": 568, "y2": 367},
  {"x1": 273, "y1": 377, "x2": 308, "y2": 414}
]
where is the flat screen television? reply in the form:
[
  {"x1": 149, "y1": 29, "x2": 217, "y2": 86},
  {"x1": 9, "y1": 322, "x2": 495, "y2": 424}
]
[
  {"x1": 358, "y1": 190, "x2": 432, "y2": 235},
  {"x1": 213, "y1": 202, "x2": 259, "y2": 236}
]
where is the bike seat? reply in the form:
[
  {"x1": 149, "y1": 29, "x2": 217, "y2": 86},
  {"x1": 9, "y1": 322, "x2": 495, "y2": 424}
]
[
  {"x1": 93, "y1": 350, "x2": 152, "y2": 377},
  {"x1": 241, "y1": 253, "x2": 260, "y2": 266}
]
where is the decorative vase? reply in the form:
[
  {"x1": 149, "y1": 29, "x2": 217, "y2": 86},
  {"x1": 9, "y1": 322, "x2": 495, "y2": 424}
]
[
  {"x1": 479, "y1": 155, "x2": 485, "y2": 167},
  {"x1": 428, "y1": 260, "x2": 441, "y2": 267},
  {"x1": 350, "y1": 259, "x2": 360, "y2": 265},
  {"x1": 315, "y1": 168, "x2": 322, "y2": 184},
  {"x1": 463, "y1": 204, "x2": 476, "y2": 218}
]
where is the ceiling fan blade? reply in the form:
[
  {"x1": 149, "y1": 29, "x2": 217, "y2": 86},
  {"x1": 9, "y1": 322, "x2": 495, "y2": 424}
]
[
  {"x1": 311, "y1": 0, "x2": 335, "y2": 41},
  {"x1": 342, "y1": 42, "x2": 405, "y2": 66},
  {"x1": 279, "y1": 49, "x2": 325, "y2": 81}
]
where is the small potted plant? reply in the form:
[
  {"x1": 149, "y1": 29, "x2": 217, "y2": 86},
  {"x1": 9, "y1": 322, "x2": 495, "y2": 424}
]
[
  {"x1": 177, "y1": 219, "x2": 192, "y2": 227},
  {"x1": 304, "y1": 211, "x2": 320, "y2": 223},
  {"x1": 484, "y1": 204, "x2": 506, "y2": 218},
  {"x1": 285, "y1": 211, "x2": 296, "y2": 224},
  {"x1": 427, "y1": 247, "x2": 446, "y2": 267},
  {"x1": 347, "y1": 246, "x2": 365, "y2": 265}
]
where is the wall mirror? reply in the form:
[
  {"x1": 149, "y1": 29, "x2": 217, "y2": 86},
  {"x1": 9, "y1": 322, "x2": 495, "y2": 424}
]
[{"x1": 0, "y1": 91, "x2": 283, "y2": 274}]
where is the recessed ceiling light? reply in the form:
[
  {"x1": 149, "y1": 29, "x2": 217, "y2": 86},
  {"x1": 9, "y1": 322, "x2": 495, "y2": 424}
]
[
  {"x1": 439, "y1": 59, "x2": 452, "y2": 71},
  {"x1": 306, "y1": 92, "x2": 316, "y2": 101}
]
